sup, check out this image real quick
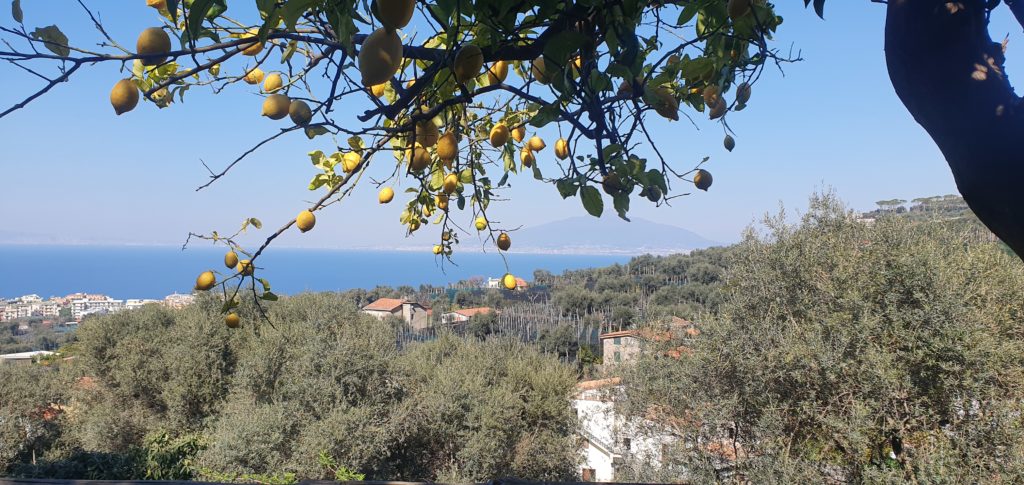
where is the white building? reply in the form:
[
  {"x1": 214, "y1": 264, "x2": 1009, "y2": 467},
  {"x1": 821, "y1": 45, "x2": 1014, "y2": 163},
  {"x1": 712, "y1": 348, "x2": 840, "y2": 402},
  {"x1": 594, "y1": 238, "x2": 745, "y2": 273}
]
[
  {"x1": 440, "y1": 307, "x2": 493, "y2": 325},
  {"x1": 162, "y1": 293, "x2": 195, "y2": 309},
  {"x1": 71, "y1": 296, "x2": 125, "y2": 320},
  {"x1": 125, "y1": 299, "x2": 159, "y2": 310},
  {"x1": 574, "y1": 378, "x2": 677, "y2": 482},
  {"x1": 0, "y1": 350, "x2": 56, "y2": 365},
  {"x1": 0, "y1": 295, "x2": 61, "y2": 320}
]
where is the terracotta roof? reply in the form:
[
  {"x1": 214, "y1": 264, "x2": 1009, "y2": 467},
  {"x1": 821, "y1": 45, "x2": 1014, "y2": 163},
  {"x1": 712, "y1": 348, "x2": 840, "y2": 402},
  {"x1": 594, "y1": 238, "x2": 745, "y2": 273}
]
[
  {"x1": 599, "y1": 329, "x2": 640, "y2": 340},
  {"x1": 576, "y1": 377, "x2": 622, "y2": 391},
  {"x1": 361, "y1": 298, "x2": 405, "y2": 312},
  {"x1": 452, "y1": 307, "x2": 493, "y2": 317}
]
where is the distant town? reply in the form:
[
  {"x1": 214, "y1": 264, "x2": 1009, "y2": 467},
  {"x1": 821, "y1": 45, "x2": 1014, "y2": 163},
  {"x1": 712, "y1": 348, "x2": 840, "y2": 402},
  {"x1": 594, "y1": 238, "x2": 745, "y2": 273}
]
[{"x1": 0, "y1": 292, "x2": 195, "y2": 323}]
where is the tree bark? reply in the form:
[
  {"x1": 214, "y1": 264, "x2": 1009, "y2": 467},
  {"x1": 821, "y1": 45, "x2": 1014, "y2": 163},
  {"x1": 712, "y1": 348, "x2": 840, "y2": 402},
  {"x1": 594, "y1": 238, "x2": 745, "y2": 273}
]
[{"x1": 885, "y1": 0, "x2": 1024, "y2": 258}]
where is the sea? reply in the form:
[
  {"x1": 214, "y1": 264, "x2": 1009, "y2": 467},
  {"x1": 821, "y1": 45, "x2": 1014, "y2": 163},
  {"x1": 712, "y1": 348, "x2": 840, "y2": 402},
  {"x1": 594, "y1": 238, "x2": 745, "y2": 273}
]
[{"x1": 0, "y1": 245, "x2": 632, "y2": 300}]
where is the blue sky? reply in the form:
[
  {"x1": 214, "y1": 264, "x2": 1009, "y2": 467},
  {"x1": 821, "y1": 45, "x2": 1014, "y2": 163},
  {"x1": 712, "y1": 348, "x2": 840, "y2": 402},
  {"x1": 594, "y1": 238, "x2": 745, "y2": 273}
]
[{"x1": 1, "y1": 1, "x2": 1021, "y2": 250}]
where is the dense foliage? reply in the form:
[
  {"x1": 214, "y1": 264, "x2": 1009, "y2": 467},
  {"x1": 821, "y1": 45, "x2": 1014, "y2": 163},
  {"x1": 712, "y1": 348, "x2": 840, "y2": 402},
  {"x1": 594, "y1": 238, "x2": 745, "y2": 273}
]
[
  {"x1": 0, "y1": 294, "x2": 578, "y2": 482},
  {"x1": 621, "y1": 193, "x2": 1024, "y2": 482}
]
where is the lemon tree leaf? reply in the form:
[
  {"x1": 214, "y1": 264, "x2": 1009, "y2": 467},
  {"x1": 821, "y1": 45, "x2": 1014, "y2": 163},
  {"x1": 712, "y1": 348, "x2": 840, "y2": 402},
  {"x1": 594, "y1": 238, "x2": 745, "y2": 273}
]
[
  {"x1": 613, "y1": 193, "x2": 630, "y2": 221},
  {"x1": 249, "y1": 217, "x2": 262, "y2": 229},
  {"x1": 11, "y1": 0, "x2": 22, "y2": 23},
  {"x1": 30, "y1": 25, "x2": 69, "y2": 57},
  {"x1": 305, "y1": 125, "x2": 329, "y2": 139},
  {"x1": 580, "y1": 185, "x2": 603, "y2": 217},
  {"x1": 556, "y1": 178, "x2": 578, "y2": 198}
]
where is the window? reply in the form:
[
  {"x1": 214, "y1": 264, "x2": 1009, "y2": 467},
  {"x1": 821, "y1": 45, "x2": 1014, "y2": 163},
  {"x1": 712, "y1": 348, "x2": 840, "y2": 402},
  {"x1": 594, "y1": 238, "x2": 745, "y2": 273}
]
[
  {"x1": 613, "y1": 337, "x2": 621, "y2": 345},
  {"x1": 622, "y1": 438, "x2": 632, "y2": 450},
  {"x1": 614, "y1": 351, "x2": 621, "y2": 362},
  {"x1": 582, "y1": 468, "x2": 595, "y2": 482}
]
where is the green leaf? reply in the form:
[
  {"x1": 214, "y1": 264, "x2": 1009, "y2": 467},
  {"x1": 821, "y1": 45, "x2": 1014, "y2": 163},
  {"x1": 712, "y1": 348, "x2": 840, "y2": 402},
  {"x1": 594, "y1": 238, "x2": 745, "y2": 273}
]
[
  {"x1": 249, "y1": 217, "x2": 262, "y2": 230},
  {"x1": 542, "y1": 31, "x2": 588, "y2": 65},
  {"x1": 347, "y1": 136, "x2": 365, "y2": 151},
  {"x1": 676, "y1": 3, "x2": 697, "y2": 25},
  {"x1": 260, "y1": 291, "x2": 279, "y2": 301},
  {"x1": 31, "y1": 25, "x2": 69, "y2": 57},
  {"x1": 258, "y1": 278, "x2": 271, "y2": 292},
  {"x1": 602, "y1": 144, "x2": 623, "y2": 160},
  {"x1": 613, "y1": 193, "x2": 631, "y2": 221},
  {"x1": 281, "y1": 40, "x2": 297, "y2": 62},
  {"x1": 11, "y1": 0, "x2": 22, "y2": 23},
  {"x1": 580, "y1": 186, "x2": 603, "y2": 217},
  {"x1": 185, "y1": 0, "x2": 225, "y2": 39},
  {"x1": 529, "y1": 104, "x2": 560, "y2": 128},
  {"x1": 167, "y1": 0, "x2": 181, "y2": 22},
  {"x1": 532, "y1": 163, "x2": 543, "y2": 180},
  {"x1": 458, "y1": 169, "x2": 473, "y2": 184},
  {"x1": 556, "y1": 178, "x2": 578, "y2": 199},
  {"x1": 280, "y1": 0, "x2": 317, "y2": 30},
  {"x1": 305, "y1": 125, "x2": 329, "y2": 139}
]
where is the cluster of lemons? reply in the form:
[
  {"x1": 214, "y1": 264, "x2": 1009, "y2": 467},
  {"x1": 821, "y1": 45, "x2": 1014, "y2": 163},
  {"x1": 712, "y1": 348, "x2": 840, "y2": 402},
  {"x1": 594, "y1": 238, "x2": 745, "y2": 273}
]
[
  {"x1": 192, "y1": 250, "x2": 255, "y2": 328},
  {"x1": 109, "y1": 25, "x2": 313, "y2": 127}
]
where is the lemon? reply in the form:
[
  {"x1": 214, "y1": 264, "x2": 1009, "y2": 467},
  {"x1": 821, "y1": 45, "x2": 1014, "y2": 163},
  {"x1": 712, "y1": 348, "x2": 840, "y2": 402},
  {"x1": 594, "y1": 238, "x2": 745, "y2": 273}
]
[
  {"x1": 379, "y1": 187, "x2": 395, "y2": 204},
  {"x1": 359, "y1": 27, "x2": 403, "y2": 86},
  {"x1": 497, "y1": 232, "x2": 511, "y2": 251},
  {"x1": 237, "y1": 259, "x2": 254, "y2": 276},
  {"x1": 110, "y1": 79, "x2": 139, "y2": 115},
  {"x1": 263, "y1": 72, "x2": 283, "y2": 93},
  {"x1": 244, "y1": 67, "x2": 264, "y2": 85},
  {"x1": 511, "y1": 125, "x2": 525, "y2": 142},
  {"x1": 442, "y1": 173, "x2": 458, "y2": 194},
  {"x1": 137, "y1": 27, "x2": 171, "y2": 66},
  {"x1": 376, "y1": 0, "x2": 416, "y2": 30},
  {"x1": 554, "y1": 138, "x2": 569, "y2": 160},
  {"x1": 240, "y1": 29, "x2": 264, "y2": 56},
  {"x1": 296, "y1": 210, "x2": 316, "y2": 232},
  {"x1": 262, "y1": 94, "x2": 291, "y2": 120},
  {"x1": 195, "y1": 270, "x2": 216, "y2": 291},
  {"x1": 453, "y1": 44, "x2": 484, "y2": 82},
  {"x1": 224, "y1": 313, "x2": 240, "y2": 328},
  {"x1": 488, "y1": 60, "x2": 508, "y2": 85},
  {"x1": 407, "y1": 143, "x2": 430, "y2": 171},
  {"x1": 693, "y1": 169, "x2": 713, "y2": 191},
  {"x1": 437, "y1": 132, "x2": 458, "y2": 161},
  {"x1": 502, "y1": 273, "x2": 517, "y2": 290},
  {"x1": 527, "y1": 135, "x2": 546, "y2": 152},
  {"x1": 475, "y1": 216, "x2": 487, "y2": 231},
  {"x1": 289, "y1": 100, "x2": 313, "y2": 126},
  {"x1": 489, "y1": 123, "x2": 510, "y2": 147},
  {"x1": 520, "y1": 148, "x2": 535, "y2": 168}
]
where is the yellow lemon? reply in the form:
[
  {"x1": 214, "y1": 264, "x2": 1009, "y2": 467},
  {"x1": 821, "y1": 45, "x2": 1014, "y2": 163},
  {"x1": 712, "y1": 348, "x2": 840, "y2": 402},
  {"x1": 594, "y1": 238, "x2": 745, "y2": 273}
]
[
  {"x1": 195, "y1": 270, "x2": 216, "y2": 291},
  {"x1": 296, "y1": 210, "x2": 316, "y2": 232},
  {"x1": 379, "y1": 187, "x2": 395, "y2": 204},
  {"x1": 489, "y1": 123, "x2": 510, "y2": 147},
  {"x1": 488, "y1": 60, "x2": 508, "y2": 85}
]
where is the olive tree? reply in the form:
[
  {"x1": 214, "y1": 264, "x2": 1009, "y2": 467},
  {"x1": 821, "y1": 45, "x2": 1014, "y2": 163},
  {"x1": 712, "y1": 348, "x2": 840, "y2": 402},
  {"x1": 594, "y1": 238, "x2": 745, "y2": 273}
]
[{"x1": 621, "y1": 193, "x2": 1024, "y2": 482}]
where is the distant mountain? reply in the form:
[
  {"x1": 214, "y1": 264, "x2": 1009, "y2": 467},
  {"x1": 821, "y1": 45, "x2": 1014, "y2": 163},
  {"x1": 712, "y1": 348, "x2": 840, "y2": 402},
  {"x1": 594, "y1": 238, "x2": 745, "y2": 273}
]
[{"x1": 507, "y1": 216, "x2": 719, "y2": 255}]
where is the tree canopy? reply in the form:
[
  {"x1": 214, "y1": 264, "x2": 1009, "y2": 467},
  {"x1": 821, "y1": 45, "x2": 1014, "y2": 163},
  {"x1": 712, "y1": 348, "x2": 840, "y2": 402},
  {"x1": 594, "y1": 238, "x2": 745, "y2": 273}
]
[{"x1": 0, "y1": 0, "x2": 789, "y2": 318}]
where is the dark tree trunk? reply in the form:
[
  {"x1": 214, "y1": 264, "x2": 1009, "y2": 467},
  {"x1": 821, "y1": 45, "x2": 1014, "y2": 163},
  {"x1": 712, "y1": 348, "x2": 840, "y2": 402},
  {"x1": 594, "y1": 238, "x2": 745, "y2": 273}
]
[{"x1": 885, "y1": 0, "x2": 1024, "y2": 258}]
